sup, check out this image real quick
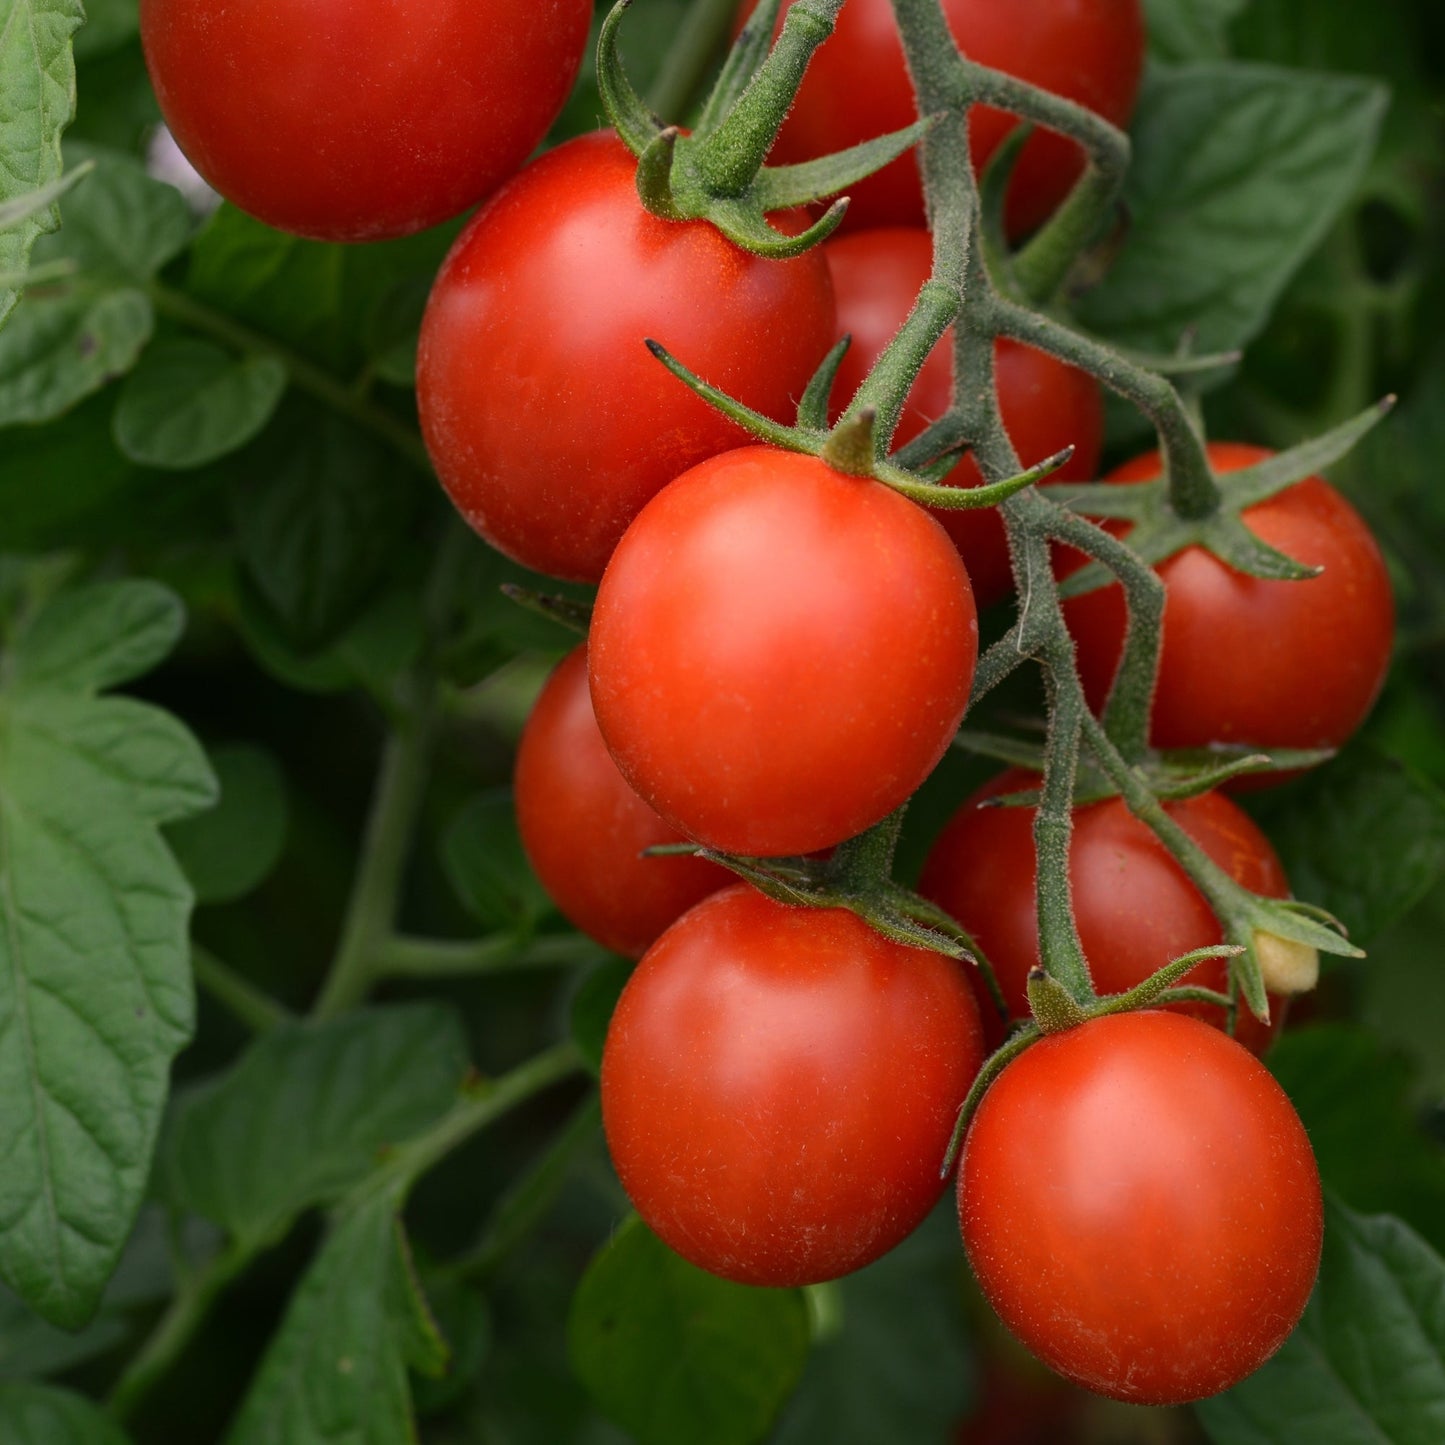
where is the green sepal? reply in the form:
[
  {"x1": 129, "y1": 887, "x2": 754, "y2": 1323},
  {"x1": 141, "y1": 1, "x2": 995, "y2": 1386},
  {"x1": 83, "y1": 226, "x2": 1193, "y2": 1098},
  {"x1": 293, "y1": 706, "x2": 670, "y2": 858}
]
[
  {"x1": 891, "y1": 412, "x2": 969, "y2": 472},
  {"x1": 750, "y1": 117, "x2": 940, "y2": 210},
  {"x1": 498, "y1": 585, "x2": 592, "y2": 638},
  {"x1": 1091, "y1": 944, "x2": 1242, "y2": 1015},
  {"x1": 883, "y1": 444, "x2": 1074, "y2": 509},
  {"x1": 1198, "y1": 511, "x2": 1321, "y2": 582},
  {"x1": 1026, "y1": 968, "x2": 1091, "y2": 1034},
  {"x1": 707, "y1": 194, "x2": 849, "y2": 258},
  {"x1": 596, "y1": 0, "x2": 664, "y2": 159},
  {"x1": 643, "y1": 339, "x2": 802, "y2": 447},
  {"x1": 796, "y1": 334, "x2": 851, "y2": 431},
  {"x1": 820, "y1": 407, "x2": 880, "y2": 477},
  {"x1": 634, "y1": 128, "x2": 687, "y2": 221}
]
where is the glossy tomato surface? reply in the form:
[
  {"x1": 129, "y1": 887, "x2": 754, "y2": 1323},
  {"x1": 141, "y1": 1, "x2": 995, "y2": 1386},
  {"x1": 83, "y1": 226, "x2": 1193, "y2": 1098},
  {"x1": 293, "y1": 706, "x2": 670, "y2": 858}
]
[
  {"x1": 959, "y1": 1011, "x2": 1323, "y2": 1404},
  {"x1": 826, "y1": 228, "x2": 1103, "y2": 605},
  {"x1": 589, "y1": 447, "x2": 978, "y2": 857},
  {"x1": 1062, "y1": 443, "x2": 1395, "y2": 756},
  {"x1": 418, "y1": 132, "x2": 836, "y2": 582},
  {"x1": 919, "y1": 771, "x2": 1288, "y2": 1051},
  {"x1": 603, "y1": 885, "x2": 986, "y2": 1286},
  {"x1": 514, "y1": 647, "x2": 730, "y2": 958},
  {"x1": 140, "y1": 0, "x2": 591, "y2": 242},
  {"x1": 737, "y1": 0, "x2": 1145, "y2": 235}
]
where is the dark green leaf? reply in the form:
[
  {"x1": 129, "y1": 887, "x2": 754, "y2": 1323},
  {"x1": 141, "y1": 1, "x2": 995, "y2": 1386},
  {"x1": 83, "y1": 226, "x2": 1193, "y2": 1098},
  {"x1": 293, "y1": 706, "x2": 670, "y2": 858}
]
[
  {"x1": 160, "y1": 1005, "x2": 469, "y2": 1249},
  {"x1": 442, "y1": 789, "x2": 552, "y2": 933},
  {"x1": 164, "y1": 743, "x2": 289, "y2": 905},
  {"x1": 0, "y1": 572, "x2": 211, "y2": 1327},
  {"x1": 0, "y1": 1382, "x2": 132, "y2": 1444},
  {"x1": 1077, "y1": 64, "x2": 1386, "y2": 352},
  {"x1": 1249, "y1": 747, "x2": 1445, "y2": 944},
  {"x1": 570, "y1": 958, "x2": 634, "y2": 1076},
  {"x1": 1144, "y1": 0, "x2": 1247, "y2": 63},
  {"x1": 113, "y1": 339, "x2": 287, "y2": 469},
  {"x1": 72, "y1": 0, "x2": 138, "y2": 61},
  {"x1": 1197, "y1": 1197, "x2": 1445, "y2": 1443},
  {"x1": 226, "y1": 1193, "x2": 447, "y2": 1445},
  {"x1": 570, "y1": 1217, "x2": 810, "y2": 1445},
  {"x1": 0, "y1": 1286, "x2": 127, "y2": 1380}
]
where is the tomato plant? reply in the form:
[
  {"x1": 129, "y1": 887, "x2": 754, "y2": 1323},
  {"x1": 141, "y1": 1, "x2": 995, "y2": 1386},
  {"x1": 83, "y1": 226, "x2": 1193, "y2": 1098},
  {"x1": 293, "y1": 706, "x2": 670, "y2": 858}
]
[
  {"x1": 826, "y1": 227, "x2": 1103, "y2": 605},
  {"x1": 515, "y1": 645, "x2": 731, "y2": 958},
  {"x1": 588, "y1": 446, "x2": 978, "y2": 856},
  {"x1": 919, "y1": 771, "x2": 1288, "y2": 1050},
  {"x1": 1062, "y1": 443, "x2": 1396, "y2": 758},
  {"x1": 139, "y1": 0, "x2": 593, "y2": 242},
  {"x1": 737, "y1": 0, "x2": 1145, "y2": 235},
  {"x1": 418, "y1": 131, "x2": 836, "y2": 582},
  {"x1": 959, "y1": 1011, "x2": 1323, "y2": 1405},
  {"x1": 602, "y1": 885, "x2": 985, "y2": 1286}
]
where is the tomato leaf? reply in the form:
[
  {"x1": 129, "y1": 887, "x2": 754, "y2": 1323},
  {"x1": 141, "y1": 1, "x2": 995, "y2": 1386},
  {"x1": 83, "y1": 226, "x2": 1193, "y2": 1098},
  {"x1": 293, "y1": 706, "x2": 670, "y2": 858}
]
[
  {"x1": 1197, "y1": 1197, "x2": 1445, "y2": 1444},
  {"x1": 0, "y1": 574, "x2": 211, "y2": 1329},
  {"x1": 442, "y1": 789, "x2": 553, "y2": 934},
  {"x1": 225, "y1": 1193, "x2": 446, "y2": 1445},
  {"x1": 1144, "y1": 0, "x2": 1247, "y2": 64},
  {"x1": 158, "y1": 1005, "x2": 468, "y2": 1251},
  {"x1": 0, "y1": 1382, "x2": 133, "y2": 1443},
  {"x1": 570, "y1": 957, "x2": 633, "y2": 1076},
  {"x1": 1077, "y1": 63, "x2": 1386, "y2": 353},
  {"x1": 570, "y1": 1217, "x2": 810, "y2": 1445}
]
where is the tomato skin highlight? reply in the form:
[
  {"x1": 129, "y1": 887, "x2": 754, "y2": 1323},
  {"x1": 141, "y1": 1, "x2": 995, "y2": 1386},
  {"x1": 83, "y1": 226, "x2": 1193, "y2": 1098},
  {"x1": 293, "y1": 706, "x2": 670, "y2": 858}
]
[
  {"x1": 825, "y1": 228, "x2": 1103, "y2": 606},
  {"x1": 603, "y1": 885, "x2": 986, "y2": 1287},
  {"x1": 417, "y1": 133, "x2": 836, "y2": 583},
  {"x1": 919, "y1": 772, "x2": 1287, "y2": 1052},
  {"x1": 1062, "y1": 443, "x2": 1396, "y2": 758},
  {"x1": 959, "y1": 1011, "x2": 1323, "y2": 1405},
  {"x1": 139, "y1": 0, "x2": 592, "y2": 243},
  {"x1": 514, "y1": 647, "x2": 731, "y2": 959},
  {"x1": 736, "y1": 0, "x2": 1145, "y2": 236},
  {"x1": 589, "y1": 446, "x2": 979, "y2": 858}
]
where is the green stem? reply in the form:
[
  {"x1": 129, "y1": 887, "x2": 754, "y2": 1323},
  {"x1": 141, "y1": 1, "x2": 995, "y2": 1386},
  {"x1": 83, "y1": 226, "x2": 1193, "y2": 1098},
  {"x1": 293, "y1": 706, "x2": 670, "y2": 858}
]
[
  {"x1": 375, "y1": 932, "x2": 603, "y2": 980},
  {"x1": 648, "y1": 0, "x2": 743, "y2": 120},
  {"x1": 191, "y1": 944, "x2": 291, "y2": 1034},
  {"x1": 146, "y1": 281, "x2": 432, "y2": 473}
]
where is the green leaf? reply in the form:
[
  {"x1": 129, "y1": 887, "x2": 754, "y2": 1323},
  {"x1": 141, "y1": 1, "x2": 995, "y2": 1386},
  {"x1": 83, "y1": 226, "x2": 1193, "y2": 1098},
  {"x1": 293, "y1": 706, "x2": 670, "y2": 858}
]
[
  {"x1": 226, "y1": 1192, "x2": 446, "y2": 1445},
  {"x1": 772, "y1": 1208, "x2": 972, "y2": 1445},
  {"x1": 1144, "y1": 0, "x2": 1247, "y2": 63},
  {"x1": 164, "y1": 743, "x2": 289, "y2": 906},
  {"x1": 113, "y1": 339, "x2": 287, "y2": 470},
  {"x1": 72, "y1": 0, "x2": 139, "y2": 62},
  {"x1": 0, "y1": 1382, "x2": 133, "y2": 1444},
  {"x1": 1197, "y1": 1197, "x2": 1445, "y2": 1443},
  {"x1": 570, "y1": 958, "x2": 633, "y2": 1076},
  {"x1": 230, "y1": 403, "x2": 415, "y2": 649},
  {"x1": 0, "y1": 1284, "x2": 127, "y2": 1379},
  {"x1": 1270, "y1": 1026, "x2": 1445, "y2": 1257},
  {"x1": 570, "y1": 1217, "x2": 810, "y2": 1445},
  {"x1": 0, "y1": 574, "x2": 211, "y2": 1328},
  {"x1": 160, "y1": 1005, "x2": 469, "y2": 1250},
  {"x1": 1249, "y1": 748, "x2": 1445, "y2": 945},
  {"x1": 442, "y1": 789, "x2": 552, "y2": 934},
  {"x1": 0, "y1": 0, "x2": 83, "y2": 331},
  {"x1": 1077, "y1": 63, "x2": 1386, "y2": 353}
]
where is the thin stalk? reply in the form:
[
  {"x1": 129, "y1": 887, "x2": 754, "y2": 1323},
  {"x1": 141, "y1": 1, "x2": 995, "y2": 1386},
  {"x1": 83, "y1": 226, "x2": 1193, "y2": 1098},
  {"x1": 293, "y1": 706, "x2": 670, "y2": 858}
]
[
  {"x1": 375, "y1": 932, "x2": 603, "y2": 980},
  {"x1": 192, "y1": 944, "x2": 291, "y2": 1034}
]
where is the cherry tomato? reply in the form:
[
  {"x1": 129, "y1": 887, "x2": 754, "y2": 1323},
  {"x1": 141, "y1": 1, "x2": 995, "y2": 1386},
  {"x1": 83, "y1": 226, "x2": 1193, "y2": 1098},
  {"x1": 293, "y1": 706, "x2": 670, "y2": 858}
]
[
  {"x1": 589, "y1": 446, "x2": 978, "y2": 857},
  {"x1": 959, "y1": 1011, "x2": 1323, "y2": 1404},
  {"x1": 919, "y1": 772, "x2": 1288, "y2": 1051},
  {"x1": 139, "y1": 0, "x2": 591, "y2": 243},
  {"x1": 514, "y1": 647, "x2": 731, "y2": 958},
  {"x1": 603, "y1": 885, "x2": 985, "y2": 1286},
  {"x1": 826, "y1": 228, "x2": 1103, "y2": 605},
  {"x1": 417, "y1": 133, "x2": 836, "y2": 583},
  {"x1": 1062, "y1": 443, "x2": 1395, "y2": 758},
  {"x1": 736, "y1": 0, "x2": 1145, "y2": 236}
]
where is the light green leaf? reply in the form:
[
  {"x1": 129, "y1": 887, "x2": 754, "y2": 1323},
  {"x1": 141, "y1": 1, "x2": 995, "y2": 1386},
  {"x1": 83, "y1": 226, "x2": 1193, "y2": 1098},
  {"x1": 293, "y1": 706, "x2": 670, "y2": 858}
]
[
  {"x1": 226, "y1": 1193, "x2": 446, "y2": 1445},
  {"x1": 570, "y1": 1217, "x2": 810, "y2": 1445},
  {"x1": 0, "y1": 573, "x2": 212, "y2": 1328},
  {"x1": 1077, "y1": 64, "x2": 1386, "y2": 352},
  {"x1": 160, "y1": 1005, "x2": 469, "y2": 1250},
  {"x1": 113, "y1": 339, "x2": 286, "y2": 469},
  {"x1": 1197, "y1": 1198, "x2": 1445, "y2": 1443},
  {"x1": 0, "y1": 1382, "x2": 132, "y2": 1444},
  {"x1": 1144, "y1": 0, "x2": 1248, "y2": 63}
]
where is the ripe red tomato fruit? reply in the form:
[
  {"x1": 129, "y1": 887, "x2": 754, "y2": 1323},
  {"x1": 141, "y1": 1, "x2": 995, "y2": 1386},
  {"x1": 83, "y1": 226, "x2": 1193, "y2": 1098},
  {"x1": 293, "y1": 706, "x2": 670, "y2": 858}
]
[
  {"x1": 514, "y1": 647, "x2": 731, "y2": 958},
  {"x1": 919, "y1": 771, "x2": 1288, "y2": 1051},
  {"x1": 417, "y1": 132, "x2": 836, "y2": 583},
  {"x1": 139, "y1": 0, "x2": 591, "y2": 243},
  {"x1": 1062, "y1": 443, "x2": 1395, "y2": 757},
  {"x1": 826, "y1": 228, "x2": 1103, "y2": 606},
  {"x1": 959, "y1": 1011, "x2": 1323, "y2": 1404},
  {"x1": 589, "y1": 446, "x2": 978, "y2": 857},
  {"x1": 736, "y1": 0, "x2": 1145, "y2": 236},
  {"x1": 603, "y1": 885, "x2": 986, "y2": 1286}
]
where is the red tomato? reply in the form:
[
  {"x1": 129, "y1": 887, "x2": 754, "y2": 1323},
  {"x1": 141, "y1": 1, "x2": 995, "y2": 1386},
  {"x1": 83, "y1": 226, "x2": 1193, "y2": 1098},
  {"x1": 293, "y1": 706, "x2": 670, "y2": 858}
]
[
  {"x1": 826, "y1": 228, "x2": 1103, "y2": 605},
  {"x1": 417, "y1": 133, "x2": 836, "y2": 583},
  {"x1": 603, "y1": 885, "x2": 986, "y2": 1286},
  {"x1": 736, "y1": 0, "x2": 1145, "y2": 236},
  {"x1": 514, "y1": 647, "x2": 731, "y2": 958},
  {"x1": 589, "y1": 446, "x2": 978, "y2": 857},
  {"x1": 959, "y1": 1011, "x2": 1323, "y2": 1404},
  {"x1": 1062, "y1": 443, "x2": 1395, "y2": 757},
  {"x1": 919, "y1": 772, "x2": 1288, "y2": 1052},
  {"x1": 139, "y1": 0, "x2": 591, "y2": 242}
]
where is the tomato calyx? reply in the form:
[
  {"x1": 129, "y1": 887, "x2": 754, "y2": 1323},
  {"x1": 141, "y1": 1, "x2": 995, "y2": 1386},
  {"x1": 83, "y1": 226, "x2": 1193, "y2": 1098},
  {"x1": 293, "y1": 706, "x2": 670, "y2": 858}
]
[{"x1": 598, "y1": 0, "x2": 938, "y2": 258}]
